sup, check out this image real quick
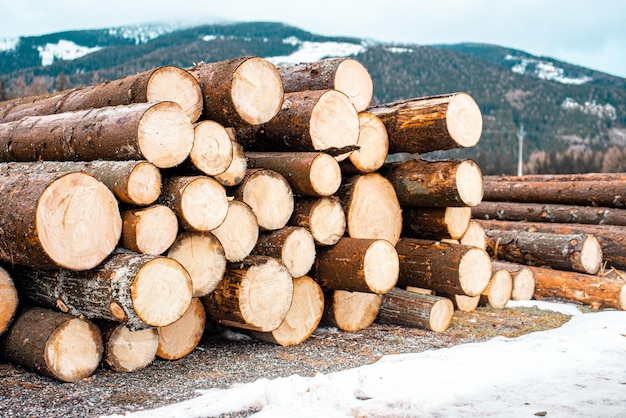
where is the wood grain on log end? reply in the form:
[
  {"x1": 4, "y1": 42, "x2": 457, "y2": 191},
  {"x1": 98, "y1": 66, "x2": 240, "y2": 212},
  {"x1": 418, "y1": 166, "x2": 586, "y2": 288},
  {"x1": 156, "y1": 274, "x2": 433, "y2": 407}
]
[
  {"x1": 324, "y1": 290, "x2": 382, "y2": 332},
  {"x1": 240, "y1": 169, "x2": 294, "y2": 231},
  {"x1": 102, "y1": 323, "x2": 158, "y2": 373},
  {"x1": 456, "y1": 160, "x2": 484, "y2": 206},
  {"x1": 309, "y1": 153, "x2": 342, "y2": 196},
  {"x1": 146, "y1": 66, "x2": 203, "y2": 122},
  {"x1": 232, "y1": 57, "x2": 284, "y2": 125},
  {"x1": 214, "y1": 140, "x2": 247, "y2": 187},
  {"x1": 511, "y1": 266, "x2": 536, "y2": 301},
  {"x1": 482, "y1": 269, "x2": 513, "y2": 309},
  {"x1": 459, "y1": 220, "x2": 486, "y2": 249},
  {"x1": 363, "y1": 239, "x2": 400, "y2": 294},
  {"x1": 446, "y1": 92, "x2": 483, "y2": 148},
  {"x1": 157, "y1": 297, "x2": 206, "y2": 360},
  {"x1": 211, "y1": 200, "x2": 259, "y2": 262},
  {"x1": 0, "y1": 266, "x2": 18, "y2": 335},
  {"x1": 579, "y1": 235, "x2": 603, "y2": 275},
  {"x1": 191, "y1": 120, "x2": 234, "y2": 176},
  {"x1": 121, "y1": 205, "x2": 179, "y2": 256},
  {"x1": 280, "y1": 227, "x2": 316, "y2": 278},
  {"x1": 453, "y1": 294, "x2": 480, "y2": 312},
  {"x1": 291, "y1": 196, "x2": 346, "y2": 246},
  {"x1": 334, "y1": 59, "x2": 374, "y2": 112},
  {"x1": 444, "y1": 207, "x2": 472, "y2": 239},
  {"x1": 342, "y1": 112, "x2": 389, "y2": 174},
  {"x1": 458, "y1": 247, "x2": 492, "y2": 296},
  {"x1": 430, "y1": 298, "x2": 455, "y2": 332},
  {"x1": 179, "y1": 176, "x2": 229, "y2": 231},
  {"x1": 125, "y1": 161, "x2": 162, "y2": 206},
  {"x1": 309, "y1": 90, "x2": 360, "y2": 160}
]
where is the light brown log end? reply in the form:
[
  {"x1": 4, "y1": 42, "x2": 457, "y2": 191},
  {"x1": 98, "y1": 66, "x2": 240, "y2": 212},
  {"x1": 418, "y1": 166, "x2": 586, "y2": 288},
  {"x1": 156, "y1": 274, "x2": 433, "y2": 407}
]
[
  {"x1": 458, "y1": 247, "x2": 492, "y2": 296},
  {"x1": 429, "y1": 298, "x2": 455, "y2": 332},
  {"x1": 0, "y1": 266, "x2": 18, "y2": 335},
  {"x1": 157, "y1": 297, "x2": 206, "y2": 360},
  {"x1": 130, "y1": 257, "x2": 193, "y2": 327},
  {"x1": 104, "y1": 324, "x2": 158, "y2": 373},
  {"x1": 310, "y1": 90, "x2": 360, "y2": 159},
  {"x1": 121, "y1": 205, "x2": 179, "y2": 256},
  {"x1": 307, "y1": 196, "x2": 346, "y2": 246},
  {"x1": 211, "y1": 200, "x2": 259, "y2": 262},
  {"x1": 325, "y1": 290, "x2": 382, "y2": 332},
  {"x1": 454, "y1": 294, "x2": 480, "y2": 312},
  {"x1": 511, "y1": 266, "x2": 536, "y2": 301},
  {"x1": 232, "y1": 57, "x2": 284, "y2": 125},
  {"x1": 146, "y1": 66, "x2": 203, "y2": 122},
  {"x1": 344, "y1": 112, "x2": 389, "y2": 174},
  {"x1": 281, "y1": 227, "x2": 316, "y2": 278},
  {"x1": 455, "y1": 160, "x2": 484, "y2": 207},
  {"x1": 334, "y1": 59, "x2": 374, "y2": 112},
  {"x1": 37, "y1": 172, "x2": 122, "y2": 271},
  {"x1": 213, "y1": 140, "x2": 247, "y2": 187},
  {"x1": 126, "y1": 161, "x2": 162, "y2": 206},
  {"x1": 310, "y1": 153, "x2": 342, "y2": 196},
  {"x1": 364, "y1": 240, "x2": 400, "y2": 294},
  {"x1": 191, "y1": 120, "x2": 234, "y2": 176},
  {"x1": 483, "y1": 269, "x2": 513, "y2": 309},
  {"x1": 446, "y1": 92, "x2": 483, "y2": 148},
  {"x1": 579, "y1": 235, "x2": 603, "y2": 275},
  {"x1": 620, "y1": 285, "x2": 626, "y2": 311},
  {"x1": 242, "y1": 170, "x2": 294, "y2": 231},
  {"x1": 445, "y1": 207, "x2": 472, "y2": 240},
  {"x1": 181, "y1": 176, "x2": 229, "y2": 231},
  {"x1": 459, "y1": 220, "x2": 486, "y2": 249}
]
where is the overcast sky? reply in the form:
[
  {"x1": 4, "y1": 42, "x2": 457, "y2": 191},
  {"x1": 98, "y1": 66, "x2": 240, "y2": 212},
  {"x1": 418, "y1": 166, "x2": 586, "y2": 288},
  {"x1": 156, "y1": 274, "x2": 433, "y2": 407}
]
[{"x1": 1, "y1": 0, "x2": 625, "y2": 78}]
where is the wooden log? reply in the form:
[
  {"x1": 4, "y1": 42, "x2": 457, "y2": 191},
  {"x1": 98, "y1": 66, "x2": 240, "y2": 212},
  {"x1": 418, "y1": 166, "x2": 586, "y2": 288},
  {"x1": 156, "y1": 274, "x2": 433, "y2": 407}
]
[
  {"x1": 1, "y1": 160, "x2": 162, "y2": 206},
  {"x1": 491, "y1": 260, "x2": 536, "y2": 301},
  {"x1": 211, "y1": 200, "x2": 259, "y2": 262},
  {"x1": 377, "y1": 287, "x2": 454, "y2": 332},
  {"x1": 450, "y1": 294, "x2": 481, "y2": 312},
  {"x1": 367, "y1": 93, "x2": 483, "y2": 154},
  {"x1": 202, "y1": 256, "x2": 293, "y2": 332},
  {"x1": 479, "y1": 269, "x2": 513, "y2": 309},
  {"x1": 0, "y1": 307, "x2": 103, "y2": 382},
  {"x1": 121, "y1": 205, "x2": 179, "y2": 256},
  {"x1": 479, "y1": 219, "x2": 626, "y2": 271},
  {"x1": 0, "y1": 65, "x2": 203, "y2": 123},
  {"x1": 231, "y1": 169, "x2": 294, "y2": 231},
  {"x1": 213, "y1": 139, "x2": 247, "y2": 187},
  {"x1": 459, "y1": 220, "x2": 486, "y2": 249},
  {"x1": 97, "y1": 321, "x2": 158, "y2": 373},
  {"x1": 278, "y1": 57, "x2": 373, "y2": 112},
  {"x1": 314, "y1": 237, "x2": 399, "y2": 294},
  {"x1": 485, "y1": 173, "x2": 626, "y2": 183},
  {"x1": 0, "y1": 266, "x2": 18, "y2": 336},
  {"x1": 289, "y1": 196, "x2": 346, "y2": 246},
  {"x1": 383, "y1": 158, "x2": 483, "y2": 207},
  {"x1": 166, "y1": 231, "x2": 227, "y2": 297},
  {"x1": 235, "y1": 89, "x2": 360, "y2": 161},
  {"x1": 249, "y1": 276, "x2": 324, "y2": 346},
  {"x1": 189, "y1": 56, "x2": 283, "y2": 126},
  {"x1": 10, "y1": 252, "x2": 193, "y2": 330},
  {"x1": 529, "y1": 265, "x2": 626, "y2": 310},
  {"x1": 340, "y1": 112, "x2": 389, "y2": 174},
  {"x1": 157, "y1": 297, "x2": 206, "y2": 360},
  {"x1": 337, "y1": 172, "x2": 403, "y2": 245},
  {"x1": 482, "y1": 224, "x2": 603, "y2": 274},
  {"x1": 246, "y1": 152, "x2": 342, "y2": 197},
  {"x1": 0, "y1": 168, "x2": 121, "y2": 270},
  {"x1": 158, "y1": 175, "x2": 229, "y2": 232},
  {"x1": 402, "y1": 206, "x2": 472, "y2": 240},
  {"x1": 0, "y1": 101, "x2": 194, "y2": 168},
  {"x1": 189, "y1": 120, "x2": 234, "y2": 176},
  {"x1": 472, "y1": 201, "x2": 626, "y2": 226},
  {"x1": 252, "y1": 227, "x2": 316, "y2": 278},
  {"x1": 395, "y1": 238, "x2": 492, "y2": 296},
  {"x1": 482, "y1": 177, "x2": 626, "y2": 208},
  {"x1": 322, "y1": 290, "x2": 382, "y2": 332}
]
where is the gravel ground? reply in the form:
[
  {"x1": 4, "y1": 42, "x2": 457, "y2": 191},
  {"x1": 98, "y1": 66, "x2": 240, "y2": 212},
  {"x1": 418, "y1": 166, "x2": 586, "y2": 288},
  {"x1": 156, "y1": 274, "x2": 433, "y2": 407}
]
[{"x1": 0, "y1": 305, "x2": 571, "y2": 418}]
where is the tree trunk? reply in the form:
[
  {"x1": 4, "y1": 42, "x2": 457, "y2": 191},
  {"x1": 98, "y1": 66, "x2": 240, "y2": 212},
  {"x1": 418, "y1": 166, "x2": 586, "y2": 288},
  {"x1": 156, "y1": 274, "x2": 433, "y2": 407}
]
[
  {"x1": 157, "y1": 297, "x2": 206, "y2": 360},
  {"x1": 482, "y1": 178, "x2": 626, "y2": 208},
  {"x1": 0, "y1": 101, "x2": 194, "y2": 168},
  {"x1": 395, "y1": 238, "x2": 492, "y2": 296},
  {"x1": 189, "y1": 120, "x2": 234, "y2": 176},
  {"x1": 158, "y1": 175, "x2": 229, "y2": 232},
  {"x1": 10, "y1": 253, "x2": 193, "y2": 330},
  {"x1": 214, "y1": 136, "x2": 247, "y2": 187},
  {"x1": 337, "y1": 172, "x2": 403, "y2": 245},
  {"x1": 485, "y1": 173, "x2": 626, "y2": 183},
  {"x1": 482, "y1": 224, "x2": 604, "y2": 274},
  {"x1": 278, "y1": 58, "x2": 373, "y2": 112},
  {"x1": 402, "y1": 206, "x2": 472, "y2": 240},
  {"x1": 0, "y1": 168, "x2": 121, "y2": 270},
  {"x1": 383, "y1": 158, "x2": 483, "y2": 207},
  {"x1": 120, "y1": 205, "x2": 179, "y2": 256},
  {"x1": 459, "y1": 220, "x2": 486, "y2": 249},
  {"x1": 235, "y1": 89, "x2": 360, "y2": 161},
  {"x1": 202, "y1": 256, "x2": 293, "y2": 332},
  {"x1": 377, "y1": 287, "x2": 454, "y2": 332},
  {"x1": 314, "y1": 237, "x2": 399, "y2": 294},
  {"x1": 246, "y1": 152, "x2": 342, "y2": 197},
  {"x1": 322, "y1": 289, "x2": 382, "y2": 332},
  {"x1": 530, "y1": 266, "x2": 626, "y2": 310},
  {"x1": 289, "y1": 196, "x2": 346, "y2": 246},
  {"x1": 340, "y1": 112, "x2": 389, "y2": 174},
  {"x1": 491, "y1": 260, "x2": 536, "y2": 301},
  {"x1": 479, "y1": 269, "x2": 512, "y2": 309},
  {"x1": 250, "y1": 276, "x2": 324, "y2": 346},
  {"x1": 188, "y1": 56, "x2": 283, "y2": 126},
  {"x1": 0, "y1": 307, "x2": 103, "y2": 382},
  {"x1": 0, "y1": 65, "x2": 203, "y2": 123},
  {"x1": 472, "y1": 201, "x2": 626, "y2": 226},
  {"x1": 231, "y1": 169, "x2": 294, "y2": 231},
  {"x1": 252, "y1": 227, "x2": 316, "y2": 278},
  {"x1": 367, "y1": 93, "x2": 482, "y2": 154},
  {"x1": 97, "y1": 320, "x2": 158, "y2": 373},
  {"x1": 479, "y1": 219, "x2": 626, "y2": 271},
  {"x1": 0, "y1": 266, "x2": 18, "y2": 335},
  {"x1": 166, "y1": 231, "x2": 227, "y2": 297},
  {"x1": 210, "y1": 200, "x2": 259, "y2": 262}
]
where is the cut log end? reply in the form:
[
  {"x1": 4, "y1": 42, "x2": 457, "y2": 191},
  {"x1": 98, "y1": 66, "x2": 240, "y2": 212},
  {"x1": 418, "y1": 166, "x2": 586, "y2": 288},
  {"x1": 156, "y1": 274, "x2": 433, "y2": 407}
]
[
  {"x1": 45, "y1": 317, "x2": 103, "y2": 382},
  {"x1": 122, "y1": 205, "x2": 179, "y2": 256},
  {"x1": 131, "y1": 257, "x2": 193, "y2": 327},
  {"x1": 455, "y1": 160, "x2": 484, "y2": 206},
  {"x1": 458, "y1": 247, "x2": 492, "y2": 296},
  {"x1": 310, "y1": 153, "x2": 342, "y2": 196},
  {"x1": 243, "y1": 170, "x2": 294, "y2": 231},
  {"x1": 429, "y1": 298, "x2": 455, "y2": 332},
  {"x1": 511, "y1": 266, "x2": 536, "y2": 301},
  {"x1": 454, "y1": 294, "x2": 480, "y2": 312},
  {"x1": 181, "y1": 177, "x2": 229, "y2": 231},
  {"x1": 191, "y1": 120, "x2": 234, "y2": 176},
  {"x1": 137, "y1": 101, "x2": 194, "y2": 168},
  {"x1": 307, "y1": 197, "x2": 346, "y2": 246},
  {"x1": 309, "y1": 90, "x2": 360, "y2": 157},
  {"x1": 0, "y1": 267, "x2": 18, "y2": 335},
  {"x1": 281, "y1": 228, "x2": 316, "y2": 278},
  {"x1": 446, "y1": 93, "x2": 483, "y2": 148},
  {"x1": 483, "y1": 269, "x2": 513, "y2": 309},
  {"x1": 211, "y1": 200, "x2": 259, "y2": 262},
  {"x1": 444, "y1": 207, "x2": 472, "y2": 239},
  {"x1": 146, "y1": 66, "x2": 203, "y2": 123},
  {"x1": 37, "y1": 172, "x2": 122, "y2": 271},
  {"x1": 104, "y1": 325, "x2": 158, "y2": 373},
  {"x1": 157, "y1": 297, "x2": 206, "y2": 360},
  {"x1": 459, "y1": 220, "x2": 486, "y2": 249},
  {"x1": 214, "y1": 140, "x2": 247, "y2": 187},
  {"x1": 363, "y1": 240, "x2": 400, "y2": 294},
  {"x1": 126, "y1": 161, "x2": 162, "y2": 206},
  {"x1": 345, "y1": 112, "x2": 389, "y2": 173},
  {"x1": 620, "y1": 285, "x2": 626, "y2": 311},
  {"x1": 232, "y1": 57, "x2": 284, "y2": 125},
  {"x1": 325, "y1": 290, "x2": 382, "y2": 332},
  {"x1": 580, "y1": 235, "x2": 603, "y2": 274},
  {"x1": 335, "y1": 59, "x2": 374, "y2": 112}
]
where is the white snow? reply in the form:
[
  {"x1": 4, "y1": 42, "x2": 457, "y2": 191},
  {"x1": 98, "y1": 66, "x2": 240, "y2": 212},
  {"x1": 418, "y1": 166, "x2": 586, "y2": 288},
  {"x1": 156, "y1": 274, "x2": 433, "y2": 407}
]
[
  {"x1": 266, "y1": 38, "x2": 366, "y2": 65},
  {"x1": 385, "y1": 46, "x2": 414, "y2": 54},
  {"x1": 107, "y1": 23, "x2": 185, "y2": 45},
  {"x1": 505, "y1": 55, "x2": 593, "y2": 85},
  {"x1": 102, "y1": 300, "x2": 626, "y2": 418},
  {"x1": 561, "y1": 97, "x2": 617, "y2": 120},
  {"x1": 0, "y1": 36, "x2": 18, "y2": 52},
  {"x1": 37, "y1": 40, "x2": 101, "y2": 66}
]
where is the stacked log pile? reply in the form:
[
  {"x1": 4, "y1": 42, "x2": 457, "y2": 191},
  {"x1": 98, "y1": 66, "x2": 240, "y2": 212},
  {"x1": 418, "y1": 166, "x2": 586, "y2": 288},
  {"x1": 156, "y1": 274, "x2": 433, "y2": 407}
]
[
  {"x1": 1, "y1": 54, "x2": 607, "y2": 383},
  {"x1": 473, "y1": 173, "x2": 626, "y2": 310}
]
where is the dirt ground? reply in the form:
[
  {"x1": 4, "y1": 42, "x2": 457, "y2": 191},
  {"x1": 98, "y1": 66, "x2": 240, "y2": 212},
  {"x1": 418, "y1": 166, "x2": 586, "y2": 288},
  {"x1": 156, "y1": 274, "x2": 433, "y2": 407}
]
[{"x1": 0, "y1": 304, "x2": 572, "y2": 418}]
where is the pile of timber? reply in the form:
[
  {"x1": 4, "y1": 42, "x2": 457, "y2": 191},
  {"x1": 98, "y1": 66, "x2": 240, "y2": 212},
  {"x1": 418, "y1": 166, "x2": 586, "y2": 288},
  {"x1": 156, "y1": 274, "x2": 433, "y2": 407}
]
[
  {"x1": 0, "y1": 55, "x2": 532, "y2": 383},
  {"x1": 472, "y1": 173, "x2": 626, "y2": 311}
]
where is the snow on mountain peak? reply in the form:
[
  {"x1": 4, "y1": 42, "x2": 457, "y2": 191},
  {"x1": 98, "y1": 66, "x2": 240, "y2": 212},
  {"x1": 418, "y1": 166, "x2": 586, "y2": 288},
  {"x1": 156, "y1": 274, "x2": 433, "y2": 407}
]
[
  {"x1": 265, "y1": 37, "x2": 367, "y2": 65},
  {"x1": 505, "y1": 54, "x2": 592, "y2": 85},
  {"x1": 37, "y1": 40, "x2": 101, "y2": 66},
  {"x1": 107, "y1": 23, "x2": 185, "y2": 45},
  {"x1": 0, "y1": 36, "x2": 18, "y2": 52}
]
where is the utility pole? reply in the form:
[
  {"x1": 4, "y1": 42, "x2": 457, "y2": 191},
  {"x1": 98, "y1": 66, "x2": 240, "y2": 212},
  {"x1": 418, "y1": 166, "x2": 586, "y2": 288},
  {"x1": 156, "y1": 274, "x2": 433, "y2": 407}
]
[{"x1": 517, "y1": 124, "x2": 525, "y2": 176}]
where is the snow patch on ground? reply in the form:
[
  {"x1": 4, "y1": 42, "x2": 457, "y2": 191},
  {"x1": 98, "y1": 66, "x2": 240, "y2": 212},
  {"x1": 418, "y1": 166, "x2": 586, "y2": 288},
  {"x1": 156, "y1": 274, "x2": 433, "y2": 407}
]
[
  {"x1": 37, "y1": 40, "x2": 101, "y2": 66},
  {"x1": 505, "y1": 54, "x2": 593, "y2": 85},
  {"x1": 561, "y1": 97, "x2": 617, "y2": 120},
  {"x1": 266, "y1": 37, "x2": 366, "y2": 65}
]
